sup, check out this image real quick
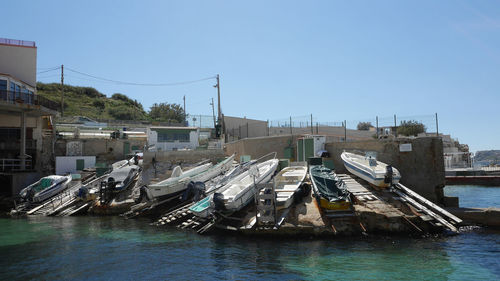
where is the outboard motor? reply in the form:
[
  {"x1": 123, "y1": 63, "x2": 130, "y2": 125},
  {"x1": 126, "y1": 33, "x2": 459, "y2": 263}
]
[
  {"x1": 384, "y1": 165, "x2": 393, "y2": 185},
  {"x1": 77, "y1": 186, "x2": 89, "y2": 199},
  {"x1": 213, "y1": 193, "x2": 226, "y2": 211},
  {"x1": 137, "y1": 185, "x2": 153, "y2": 203},
  {"x1": 181, "y1": 181, "x2": 206, "y2": 202},
  {"x1": 133, "y1": 154, "x2": 139, "y2": 165}
]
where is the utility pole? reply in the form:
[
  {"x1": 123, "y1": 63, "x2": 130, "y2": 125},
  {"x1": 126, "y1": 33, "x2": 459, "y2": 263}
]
[
  {"x1": 60, "y1": 64, "x2": 64, "y2": 117},
  {"x1": 183, "y1": 95, "x2": 186, "y2": 125},
  {"x1": 216, "y1": 74, "x2": 221, "y2": 120},
  {"x1": 214, "y1": 74, "x2": 223, "y2": 139},
  {"x1": 210, "y1": 98, "x2": 216, "y2": 129}
]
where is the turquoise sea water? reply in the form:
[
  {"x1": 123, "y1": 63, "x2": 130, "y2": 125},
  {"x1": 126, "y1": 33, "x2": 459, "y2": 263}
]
[{"x1": 0, "y1": 186, "x2": 498, "y2": 280}]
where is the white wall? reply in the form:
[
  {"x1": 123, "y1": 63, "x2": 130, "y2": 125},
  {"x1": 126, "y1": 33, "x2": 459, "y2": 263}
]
[
  {"x1": 55, "y1": 156, "x2": 96, "y2": 175},
  {"x1": 147, "y1": 128, "x2": 199, "y2": 151},
  {"x1": 0, "y1": 43, "x2": 37, "y2": 87}
]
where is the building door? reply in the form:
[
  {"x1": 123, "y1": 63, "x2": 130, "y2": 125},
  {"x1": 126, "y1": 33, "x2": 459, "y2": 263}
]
[
  {"x1": 123, "y1": 142, "x2": 130, "y2": 155},
  {"x1": 304, "y1": 138, "x2": 314, "y2": 160},
  {"x1": 76, "y1": 159, "x2": 85, "y2": 170}
]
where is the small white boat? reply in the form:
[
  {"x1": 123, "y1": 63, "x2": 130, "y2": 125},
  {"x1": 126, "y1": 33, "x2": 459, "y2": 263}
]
[
  {"x1": 274, "y1": 165, "x2": 308, "y2": 209},
  {"x1": 148, "y1": 155, "x2": 235, "y2": 199},
  {"x1": 189, "y1": 160, "x2": 256, "y2": 218},
  {"x1": 214, "y1": 159, "x2": 279, "y2": 213},
  {"x1": 341, "y1": 152, "x2": 401, "y2": 187},
  {"x1": 19, "y1": 175, "x2": 72, "y2": 203}
]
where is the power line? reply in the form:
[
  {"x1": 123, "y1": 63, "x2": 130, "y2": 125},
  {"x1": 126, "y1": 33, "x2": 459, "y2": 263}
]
[
  {"x1": 37, "y1": 66, "x2": 60, "y2": 74},
  {"x1": 65, "y1": 67, "x2": 216, "y2": 86},
  {"x1": 37, "y1": 66, "x2": 60, "y2": 70}
]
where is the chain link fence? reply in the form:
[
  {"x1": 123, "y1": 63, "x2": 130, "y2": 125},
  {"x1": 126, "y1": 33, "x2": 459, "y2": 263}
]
[{"x1": 225, "y1": 113, "x2": 439, "y2": 142}]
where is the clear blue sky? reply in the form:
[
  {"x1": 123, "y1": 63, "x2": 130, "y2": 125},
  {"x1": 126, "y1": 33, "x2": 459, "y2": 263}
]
[{"x1": 2, "y1": 0, "x2": 499, "y2": 152}]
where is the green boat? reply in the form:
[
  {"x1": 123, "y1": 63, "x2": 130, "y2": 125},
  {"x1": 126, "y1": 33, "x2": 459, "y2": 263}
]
[{"x1": 309, "y1": 165, "x2": 352, "y2": 211}]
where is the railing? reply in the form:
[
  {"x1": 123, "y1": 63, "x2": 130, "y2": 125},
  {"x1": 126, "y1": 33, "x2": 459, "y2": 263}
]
[
  {"x1": 0, "y1": 90, "x2": 60, "y2": 112},
  {"x1": 0, "y1": 38, "x2": 36, "y2": 47},
  {"x1": 0, "y1": 158, "x2": 33, "y2": 171}
]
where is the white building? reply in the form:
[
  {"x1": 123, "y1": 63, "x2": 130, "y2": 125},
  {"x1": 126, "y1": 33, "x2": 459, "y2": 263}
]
[{"x1": 147, "y1": 126, "x2": 199, "y2": 151}]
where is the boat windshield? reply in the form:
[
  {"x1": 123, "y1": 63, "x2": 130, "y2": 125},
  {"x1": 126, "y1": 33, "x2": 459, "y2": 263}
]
[{"x1": 32, "y1": 178, "x2": 53, "y2": 192}]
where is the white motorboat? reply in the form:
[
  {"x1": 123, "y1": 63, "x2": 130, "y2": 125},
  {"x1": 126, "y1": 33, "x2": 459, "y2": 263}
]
[
  {"x1": 214, "y1": 159, "x2": 279, "y2": 213},
  {"x1": 273, "y1": 165, "x2": 308, "y2": 209},
  {"x1": 148, "y1": 155, "x2": 235, "y2": 199},
  {"x1": 189, "y1": 160, "x2": 256, "y2": 218},
  {"x1": 341, "y1": 152, "x2": 401, "y2": 187},
  {"x1": 19, "y1": 175, "x2": 72, "y2": 203}
]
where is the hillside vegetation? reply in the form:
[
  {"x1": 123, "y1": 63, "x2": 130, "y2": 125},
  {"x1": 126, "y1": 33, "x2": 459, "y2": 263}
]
[{"x1": 36, "y1": 82, "x2": 183, "y2": 123}]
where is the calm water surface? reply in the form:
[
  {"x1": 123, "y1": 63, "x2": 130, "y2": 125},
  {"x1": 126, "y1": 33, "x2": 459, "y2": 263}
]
[
  {"x1": 0, "y1": 185, "x2": 498, "y2": 280},
  {"x1": 445, "y1": 185, "x2": 500, "y2": 208}
]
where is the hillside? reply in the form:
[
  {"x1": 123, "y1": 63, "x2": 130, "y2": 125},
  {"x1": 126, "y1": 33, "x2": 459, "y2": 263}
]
[
  {"x1": 36, "y1": 82, "x2": 148, "y2": 120},
  {"x1": 475, "y1": 150, "x2": 500, "y2": 163}
]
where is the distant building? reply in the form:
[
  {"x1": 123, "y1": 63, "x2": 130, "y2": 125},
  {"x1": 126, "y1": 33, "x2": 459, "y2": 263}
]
[
  {"x1": 0, "y1": 38, "x2": 60, "y2": 196},
  {"x1": 147, "y1": 126, "x2": 200, "y2": 151}
]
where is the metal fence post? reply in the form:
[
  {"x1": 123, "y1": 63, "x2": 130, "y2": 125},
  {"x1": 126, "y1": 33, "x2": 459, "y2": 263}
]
[{"x1": 344, "y1": 120, "x2": 347, "y2": 142}]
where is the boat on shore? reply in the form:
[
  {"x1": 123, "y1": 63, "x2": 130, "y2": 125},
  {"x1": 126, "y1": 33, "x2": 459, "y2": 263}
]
[
  {"x1": 189, "y1": 160, "x2": 257, "y2": 218},
  {"x1": 102, "y1": 165, "x2": 141, "y2": 192},
  {"x1": 214, "y1": 159, "x2": 279, "y2": 213},
  {"x1": 148, "y1": 155, "x2": 235, "y2": 200},
  {"x1": 309, "y1": 165, "x2": 351, "y2": 211},
  {"x1": 191, "y1": 159, "x2": 279, "y2": 218},
  {"x1": 274, "y1": 165, "x2": 308, "y2": 209},
  {"x1": 341, "y1": 152, "x2": 401, "y2": 187},
  {"x1": 19, "y1": 175, "x2": 72, "y2": 203}
]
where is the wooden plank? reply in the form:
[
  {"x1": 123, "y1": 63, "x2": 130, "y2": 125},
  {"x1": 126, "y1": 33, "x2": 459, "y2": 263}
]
[
  {"x1": 396, "y1": 183, "x2": 462, "y2": 224},
  {"x1": 393, "y1": 189, "x2": 458, "y2": 232}
]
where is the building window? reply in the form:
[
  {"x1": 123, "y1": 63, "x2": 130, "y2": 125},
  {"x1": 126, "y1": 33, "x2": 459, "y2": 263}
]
[
  {"x1": 0, "y1": 80, "x2": 6, "y2": 91},
  {"x1": 155, "y1": 130, "x2": 191, "y2": 143},
  {"x1": 9, "y1": 82, "x2": 15, "y2": 101},
  {"x1": 15, "y1": 84, "x2": 20, "y2": 99}
]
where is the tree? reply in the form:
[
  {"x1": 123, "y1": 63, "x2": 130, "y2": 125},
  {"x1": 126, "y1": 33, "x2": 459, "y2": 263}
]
[
  {"x1": 397, "y1": 120, "x2": 426, "y2": 136},
  {"x1": 93, "y1": 99, "x2": 106, "y2": 117},
  {"x1": 357, "y1": 122, "x2": 373, "y2": 131},
  {"x1": 149, "y1": 103, "x2": 185, "y2": 123}
]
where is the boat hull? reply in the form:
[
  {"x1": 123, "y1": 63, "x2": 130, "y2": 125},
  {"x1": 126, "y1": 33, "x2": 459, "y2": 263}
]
[
  {"x1": 317, "y1": 197, "x2": 351, "y2": 211},
  {"x1": 274, "y1": 166, "x2": 308, "y2": 210},
  {"x1": 341, "y1": 152, "x2": 401, "y2": 188},
  {"x1": 189, "y1": 195, "x2": 213, "y2": 218},
  {"x1": 32, "y1": 176, "x2": 72, "y2": 203},
  {"x1": 309, "y1": 165, "x2": 352, "y2": 211},
  {"x1": 149, "y1": 155, "x2": 234, "y2": 199},
  {"x1": 222, "y1": 159, "x2": 279, "y2": 213}
]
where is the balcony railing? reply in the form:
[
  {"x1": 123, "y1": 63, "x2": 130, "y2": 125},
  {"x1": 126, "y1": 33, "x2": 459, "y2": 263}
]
[
  {"x1": 0, "y1": 158, "x2": 33, "y2": 171},
  {"x1": 0, "y1": 90, "x2": 60, "y2": 112},
  {"x1": 0, "y1": 38, "x2": 36, "y2": 47}
]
